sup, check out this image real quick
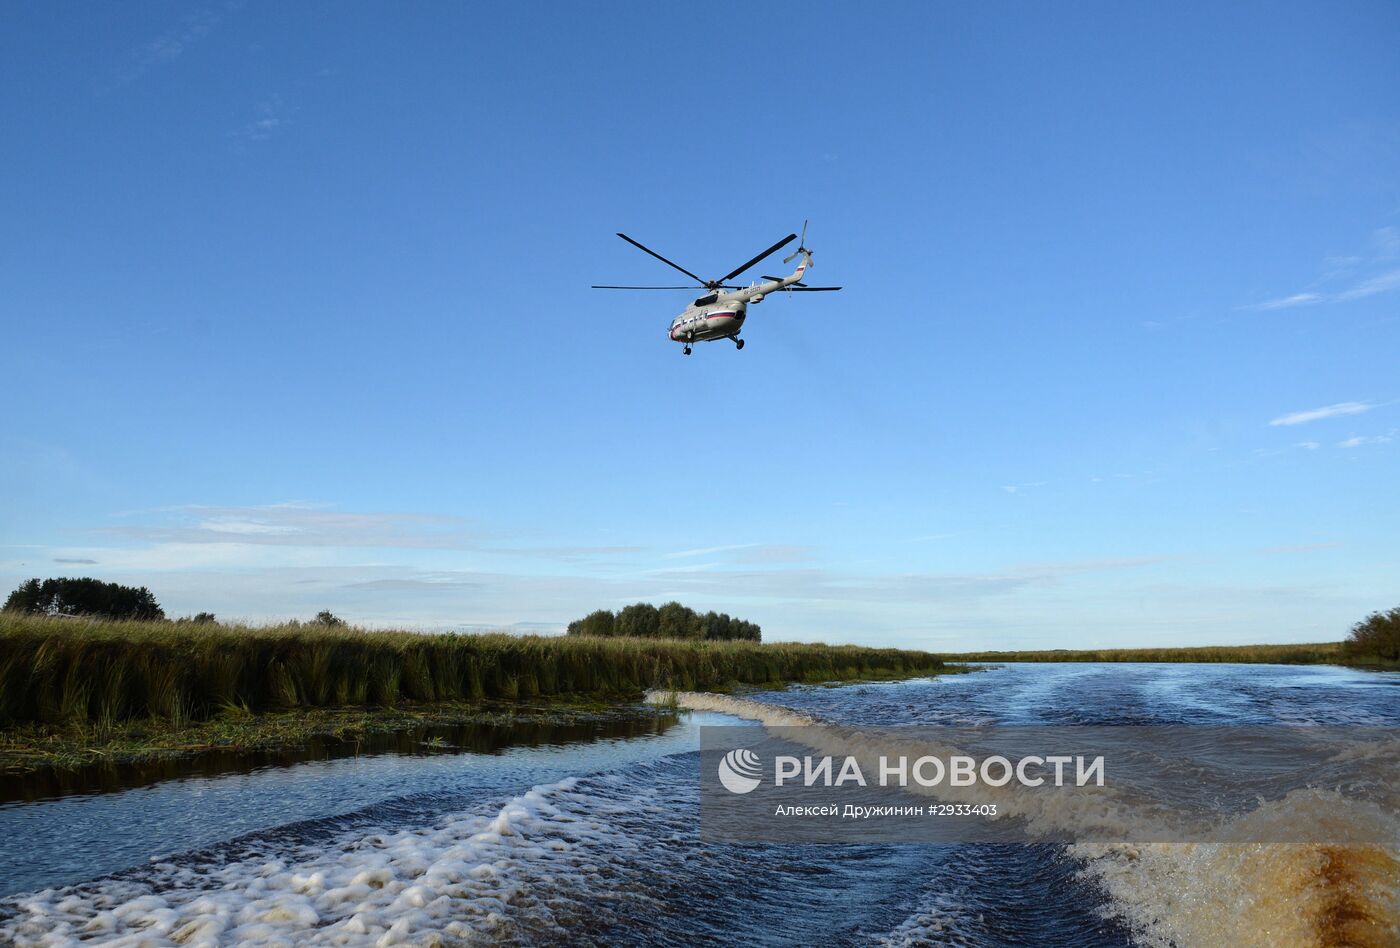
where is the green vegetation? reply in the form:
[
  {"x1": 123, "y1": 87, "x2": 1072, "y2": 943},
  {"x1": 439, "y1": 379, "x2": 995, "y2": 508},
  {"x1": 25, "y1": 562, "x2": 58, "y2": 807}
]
[
  {"x1": 4, "y1": 577, "x2": 164, "y2": 621},
  {"x1": 0, "y1": 698, "x2": 658, "y2": 779},
  {"x1": 940, "y1": 604, "x2": 1400, "y2": 668},
  {"x1": 567, "y1": 602, "x2": 761, "y2": 641},
  {"x1": 0, "y1": 614, "x2": 945, "y2": 728},
  {"x1": 1343, "y1": 606, "x2": 1400, "y2": 665},
  {"x1": 935, "y1": 642, "x2": 1346, "y2": 665}
]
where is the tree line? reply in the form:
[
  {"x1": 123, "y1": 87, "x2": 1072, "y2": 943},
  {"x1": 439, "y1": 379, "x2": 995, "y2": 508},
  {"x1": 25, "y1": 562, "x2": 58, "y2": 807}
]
[
  {"x1": 4, "y1": 577, "x2": 165, "y2": 621},
  {"x1": 567, "y1": 602, "x2": 761, "y2": 641},
  {"x1": 6, "y1": 575, "x2": 1393, "y2": 663},
  {"x1": 1344, "y1": 606, "x2": 1399, "y2": 664},
  {"x1": 2, "y1": 577, "x2": 348, "y2": 627}
]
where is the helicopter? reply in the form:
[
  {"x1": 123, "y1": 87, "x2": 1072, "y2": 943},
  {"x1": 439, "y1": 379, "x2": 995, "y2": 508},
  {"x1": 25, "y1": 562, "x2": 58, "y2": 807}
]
[{"x1": 592, "y1": 221, "x2": 841, "y2": 354}]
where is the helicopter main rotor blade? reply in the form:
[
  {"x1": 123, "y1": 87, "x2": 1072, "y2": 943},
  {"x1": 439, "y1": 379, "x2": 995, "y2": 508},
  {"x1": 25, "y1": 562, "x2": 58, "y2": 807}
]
[
  {"x1": 615, "y1": 233, "x2": 706, "y2": 285},
  {"x1": 784, "y1": 286, "x2": 841, "y2": 291},
  {"x1": 719, "y1": 233, "x2": 797, "y2": 284},
  {"x1": 591, "y1": 285, "x2": 696, "y2": 290}
]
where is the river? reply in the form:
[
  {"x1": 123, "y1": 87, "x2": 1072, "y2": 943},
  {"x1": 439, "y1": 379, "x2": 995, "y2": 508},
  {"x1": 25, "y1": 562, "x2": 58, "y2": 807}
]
[{"x1": 1, "y1": 662, "x2": 1396, "y2": 946}]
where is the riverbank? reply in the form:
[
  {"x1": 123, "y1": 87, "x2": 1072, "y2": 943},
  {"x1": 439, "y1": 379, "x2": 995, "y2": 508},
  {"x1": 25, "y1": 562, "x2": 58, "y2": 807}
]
[
  {"x1": 0, "y1": 615, "x2": 950, "y2": 782},
  {"x1": 0, "y1": 697, "x2": 669, "y2": 786},
  {"x1": 0, "y1": 615, "x2": 948, "y2": 726},
  {"x1": 933, "y1": 641, "x2": 1395, "y2": 665}
]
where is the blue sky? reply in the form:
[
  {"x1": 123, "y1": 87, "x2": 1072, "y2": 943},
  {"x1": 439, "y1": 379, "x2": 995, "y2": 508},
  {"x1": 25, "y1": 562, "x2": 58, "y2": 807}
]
[{"x1": 3, "y1": 1, "x2": 1398, "y2": 648}]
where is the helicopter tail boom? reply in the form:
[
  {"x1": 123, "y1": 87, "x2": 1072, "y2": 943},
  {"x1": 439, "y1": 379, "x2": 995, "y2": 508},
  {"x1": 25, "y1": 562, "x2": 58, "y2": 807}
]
[{"x1": 725, "y1": 252, "x2": 812, "y2": 302}]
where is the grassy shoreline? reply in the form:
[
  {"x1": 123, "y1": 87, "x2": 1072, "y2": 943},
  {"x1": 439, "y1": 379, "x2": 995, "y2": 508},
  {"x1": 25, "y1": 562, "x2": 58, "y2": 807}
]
[
  {"x1": 0, "y1": 615, "x2": 948, "y2": 727},
  {"x1": 934, "y1": 641, "x2": 1400, "y2": 666},
  {"x1": 5, "y1": 617, "x2": 1391, "y2": 780},
  {"x1": 943, "y1": 642, "x2": 1343, "y2": 664},
  {"x1": 0, "y1": 698, "x2": 660, "y2": 780}
]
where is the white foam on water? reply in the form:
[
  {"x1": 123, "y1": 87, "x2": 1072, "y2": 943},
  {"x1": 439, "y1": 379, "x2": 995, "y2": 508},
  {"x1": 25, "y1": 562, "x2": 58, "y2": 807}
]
[
  {"x1": 664, "y1": 690, "x2": 1400, "y2": 948},
  {"x1": 645, "y1": 690, "x2": 822, "y2": 727},
  {"x1": 0, "y1": 774, "x2": 661, "y2": 947},
  {"x1": 6, "y1": 692, "x2": 1395, "y2": 946}
]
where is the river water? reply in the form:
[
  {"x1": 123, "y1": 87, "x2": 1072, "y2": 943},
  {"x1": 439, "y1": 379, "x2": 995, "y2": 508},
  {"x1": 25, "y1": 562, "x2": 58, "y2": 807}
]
[{"x1": 1, "y1": 663, "x2": 1396, "y2": 946}]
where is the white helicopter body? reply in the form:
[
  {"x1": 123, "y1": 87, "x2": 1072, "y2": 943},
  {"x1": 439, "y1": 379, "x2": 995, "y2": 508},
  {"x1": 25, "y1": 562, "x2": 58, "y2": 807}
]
[{"x1": 593, "y1": 224, "x2": 839, "y2": 355}]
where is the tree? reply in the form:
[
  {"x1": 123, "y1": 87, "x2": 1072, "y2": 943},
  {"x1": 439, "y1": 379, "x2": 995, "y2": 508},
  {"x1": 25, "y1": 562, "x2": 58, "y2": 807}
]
[
  {"x1": 3, "y1": 579, "x2": 42, "y2": 614},
  {"x1": 191, "y1": 612, "x2": 217, "y2": 624},
  {"x1": 2, "y1": 577, "x2": 164, "y2": 620},
  {"x1": 657, "y1": 601, "x2": 701, "y2": 639},
  {"x1": 314, "y1": 610, "x2": 345, "y2": 627},
  {"x1": 566, "y1": 602, "x2": 760, "y2": 641},
  {"x1": 1345, "y1": 606, "x2": 1400, "y2": 662},
  {"x1": 567, "y1": 609, "x2": 616, "y2": 637},
  {"x1": 614, "y1": 602, "x2": 660, "y2": 638}
]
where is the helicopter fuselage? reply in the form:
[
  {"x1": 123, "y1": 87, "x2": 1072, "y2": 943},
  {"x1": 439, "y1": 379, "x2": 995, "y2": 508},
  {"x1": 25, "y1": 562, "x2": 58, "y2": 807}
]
[
  {"x1": 668, "y1": 302, "x2": 746, "y2": 343},
  {"x1": 667, "y1": 254, "x2": 808, "y2": 348}
]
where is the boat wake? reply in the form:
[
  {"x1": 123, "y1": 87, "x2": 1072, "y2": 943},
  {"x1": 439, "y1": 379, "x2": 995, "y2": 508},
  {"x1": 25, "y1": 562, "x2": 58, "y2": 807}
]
[
  {"x1": 662, "y1": 691, "x2": 1400, "y2": 948},
  {"x1": 0, "y1": 772, "x2": 671, "y2": 946}
]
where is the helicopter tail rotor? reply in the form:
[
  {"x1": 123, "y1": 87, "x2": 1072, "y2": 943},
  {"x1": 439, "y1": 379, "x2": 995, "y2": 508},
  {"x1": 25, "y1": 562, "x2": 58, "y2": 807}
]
[{"x1": 783, "y1": 219, "x2": 811, "y2": 264}]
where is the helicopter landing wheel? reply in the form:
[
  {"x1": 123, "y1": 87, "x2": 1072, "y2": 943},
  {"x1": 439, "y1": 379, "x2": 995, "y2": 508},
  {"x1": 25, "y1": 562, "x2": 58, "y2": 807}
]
[
  {"x1": 683, "y1": 345, "x2": 692, "y2": 356},
  {"x1": 734, "y1": 338, "x2": 745, "y2": 350}
]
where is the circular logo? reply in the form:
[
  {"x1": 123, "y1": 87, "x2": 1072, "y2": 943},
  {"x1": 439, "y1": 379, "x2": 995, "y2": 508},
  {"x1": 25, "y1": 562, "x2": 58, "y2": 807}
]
[{"x1": 717, "y1": 748, "x2": 763, "y2": 794}]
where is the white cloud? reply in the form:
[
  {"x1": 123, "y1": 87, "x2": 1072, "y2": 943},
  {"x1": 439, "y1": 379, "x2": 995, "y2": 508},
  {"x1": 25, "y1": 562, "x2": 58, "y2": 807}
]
[
  {"x1": 664, "y1": 543, "x2": 761, "y2": 559},
  {"x1": 1337, "y1": 269, "x2": 1400, "y2": 301},
  {"x1": 1255, "y1": 542, "x2": 1340, "y2": 555},
  {"x1": 1248, "y1": 227, "x2": 1400, "y2": 310},
  {"x1": 1338, "y1": 431, "x2": 1394, "y2": 448},
  {"x1": 1294, "y1": 441, "x2": 1320, "y2": 450},
  {"x1": 99, "y1": 503, "x2": 475, "y2": 549},
  {"x1": 1268, "y1": 402, "x2": 1372, "y2": 426},
  {"x1": 5, "y1": 545, "x2": 1377, "y2": 649},
  {"x1": 231, "y1": 95, "x2": 293, "y2": 143},
  {"x1": 662, "y1": 543, "x2": 812, "y2": 563},
  {"x1": 1249, "y1": 292, "x2": 1322, "y2": 311},
  {"x1": 144, "y1": 4, "x2": 240, "y2": 65},
  {"x1": 198, "y1": 518, "x2": 298, "y2": 535}
]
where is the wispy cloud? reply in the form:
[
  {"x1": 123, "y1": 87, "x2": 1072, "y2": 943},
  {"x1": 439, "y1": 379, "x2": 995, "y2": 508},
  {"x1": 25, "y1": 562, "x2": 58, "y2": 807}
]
[
  {"x1": 1247, "y1": 226, "x2": 1400, "y2": 310},
  {"x1": 1250, "y1": 292, "x2": 1323, "y2": 311},
  {"x1": 52, "y1": 557, "x2": 98, "y2": 565},
  {"x1": 1338, "y1": 430, "x2": 1395, "y2": 448},
  {"x1": 117, "y1": 2, "x2": 241, "y2": 84},
  {"x1": 734, "y1": 545, "x2": 815, "y2": 564},
  {"x1": 1337, "y1": 269, "x2": 1400, "y2": 301},
  {"x1": 1255, "y1": 542, "x2": 1340, "y2": 555},
  {"x1": 1001, "y1": 481, "x2": 1046, "y2": 494},
  {"x1": 231, "y1": 94, "x2": 293, "y2": 143},
  {"x1": 665, "y1": 543, "x2": 761, "y2": 560},
  {"x1": 482, "y1": 544, "x2": 645, "y2": 561},
  {"x1": 646, "y1": 555, "x2": 1172, "y2": 605},
  {"x1": 1268, "y1": 402, "x2": 1372, "y2": 426},
  {"x1": 663, "y1": 543, "x2": 813, "y2": 563},
  {"x1": 97, "y1": 503, "x2": 475, "y2": 549},
  {"x1": 342, "y1": 574, "x2": 482, "y2": 591}
]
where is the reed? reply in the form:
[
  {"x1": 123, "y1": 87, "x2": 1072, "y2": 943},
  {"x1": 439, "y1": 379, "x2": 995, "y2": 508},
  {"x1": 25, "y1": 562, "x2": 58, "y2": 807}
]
[
  {"x1": 0, "y1": 615, "x2": 947, "y2": 726},
  {"x1": 936, "y1": 642, "x2": 1345, "y2": 664}
]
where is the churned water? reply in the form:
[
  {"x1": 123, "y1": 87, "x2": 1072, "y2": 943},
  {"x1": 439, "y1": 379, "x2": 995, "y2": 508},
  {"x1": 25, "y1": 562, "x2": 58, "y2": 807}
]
[{"x1": 1, "y1": 663, "x2": 1396, "y2": 946}]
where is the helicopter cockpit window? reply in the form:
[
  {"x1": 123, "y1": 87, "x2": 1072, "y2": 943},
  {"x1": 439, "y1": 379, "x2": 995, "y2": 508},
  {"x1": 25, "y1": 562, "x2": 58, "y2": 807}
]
[{"x1": 693, "y1": 294, "x2": 717, "y2": 307}]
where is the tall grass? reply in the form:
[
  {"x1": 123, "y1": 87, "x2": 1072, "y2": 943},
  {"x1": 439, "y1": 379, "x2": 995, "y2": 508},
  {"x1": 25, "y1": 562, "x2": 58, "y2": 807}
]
[
  {"x1": 0, "y1": 615, "x2": 947, "y2": 727},
  {"x1": 936, "y1": 642, "x2": 1345, "y2": 664}
]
